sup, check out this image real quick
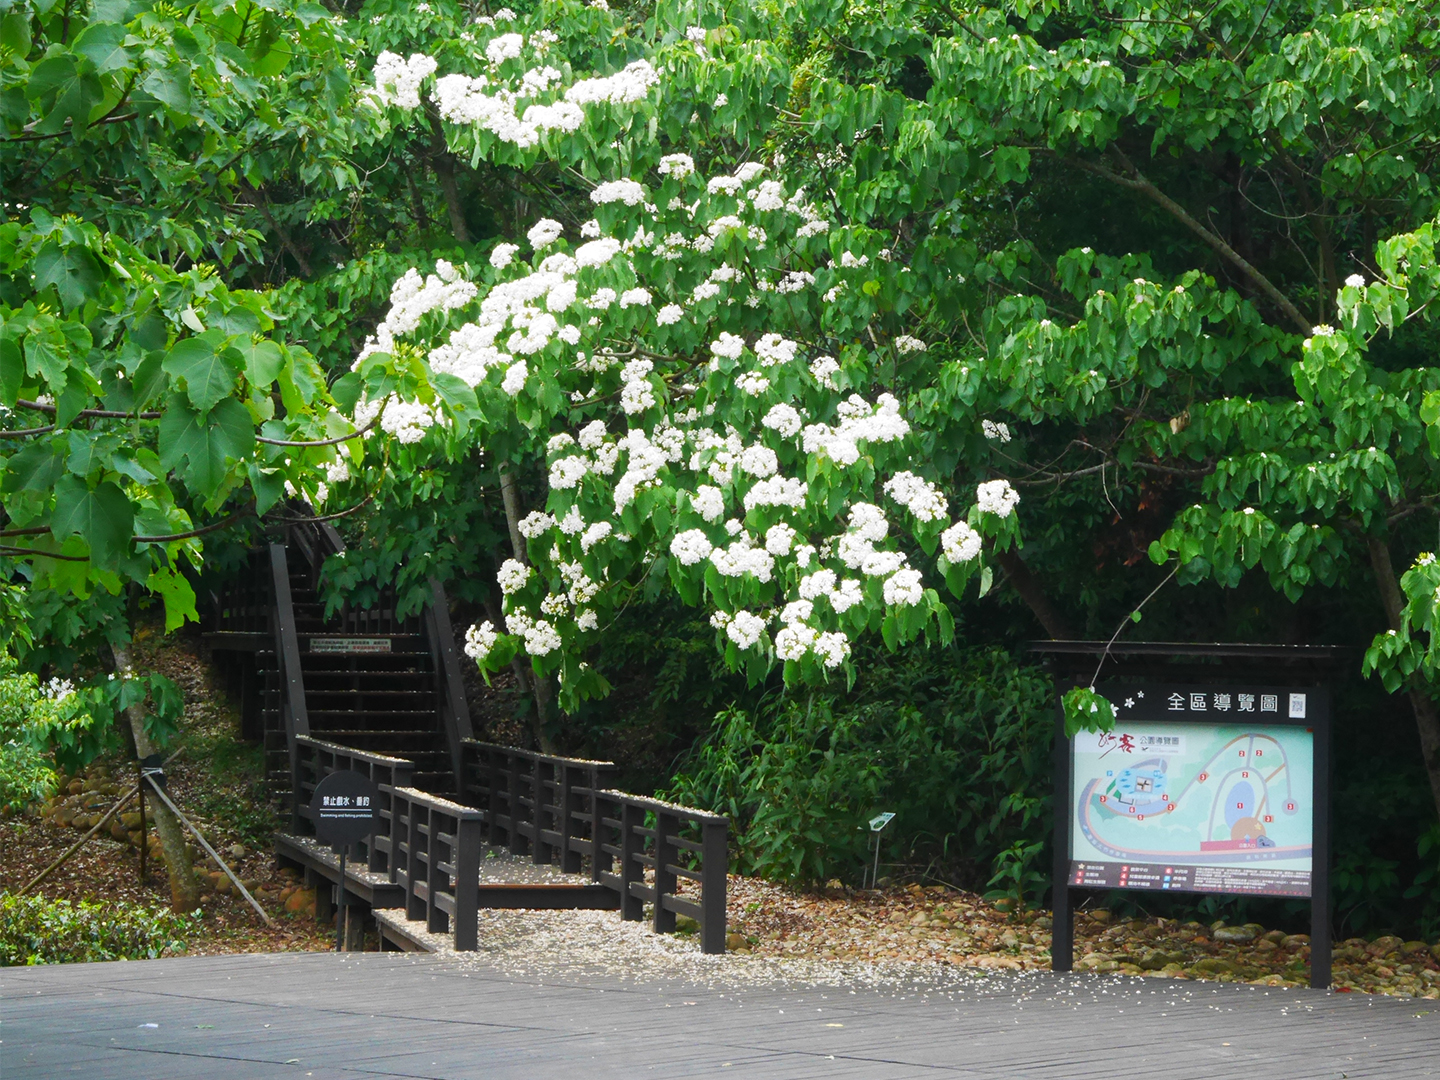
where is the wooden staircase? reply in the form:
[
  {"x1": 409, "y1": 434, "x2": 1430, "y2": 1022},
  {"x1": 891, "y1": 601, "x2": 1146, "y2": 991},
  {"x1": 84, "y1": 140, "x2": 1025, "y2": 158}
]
[{"x1": 206, "y1": 510, "x2": 472, "y2": 800}]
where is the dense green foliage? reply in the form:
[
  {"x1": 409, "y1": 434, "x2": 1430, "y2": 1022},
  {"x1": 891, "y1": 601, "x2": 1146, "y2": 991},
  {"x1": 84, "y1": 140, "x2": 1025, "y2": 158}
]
[
  {"x1": 0, "y1": 893, "x2": 191, "y2": 964},
  {"x1": 6, "y1": 0, "x2": 1440, "y2": 936},
  {"x1": 669, "y1": 645, "x2": 1052, "y2": 893}
]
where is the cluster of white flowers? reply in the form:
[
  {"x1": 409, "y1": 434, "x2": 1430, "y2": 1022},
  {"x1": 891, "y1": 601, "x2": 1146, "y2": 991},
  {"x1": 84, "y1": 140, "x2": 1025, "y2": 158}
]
[
  {"x1": 975, "y1": 479, "x2": 1020, "y2": 518},
  {"x1": 42, "y1": 676, "x2": 75, "y2": 702},
  {"x1": 591, "y1": 179, "x2": 647, "y2": 205},
  {"x1": 982, "y1": 419, "x2": 1012, "y2": 443},
  {"x1": 497, "y1": 558, "x2": 533, "y2": 595},
  {"x1": 725, "y1": 609, "x2": 767, "y2": 648},
  {"x1": 942, "y1": 520, "x2": 983, "y2": 563},
  {"x1": 372, "y1": 52, "x2": 439, "y2": 109},
  {"x1": 894, "y1": 335, "x2": 927, "y2": 353},
  {"x1": 464, "y1": 621, "x2": 499, "y2": 660},
  {"x1": 883, "y1": 471, "x2": 948, "y2": 522},
  {"x1": 800, "y1": 393, "x2": 910, "y2": 466}
]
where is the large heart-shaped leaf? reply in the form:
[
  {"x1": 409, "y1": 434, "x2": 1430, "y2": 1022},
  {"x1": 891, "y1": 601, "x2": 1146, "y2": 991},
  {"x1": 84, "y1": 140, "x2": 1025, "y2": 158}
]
[
  {"x1": 157, "y1": 397, "x2": 255, "y2": 497},
  {"x1": 50, "y1": 475, "x2": 133, "y2": 568},
  {"x1": 32, "y1": 242, "x2": 102, "y2": 312},
  {"x1": 163, "y1": 331, "x2": 242, "y2": 412}
]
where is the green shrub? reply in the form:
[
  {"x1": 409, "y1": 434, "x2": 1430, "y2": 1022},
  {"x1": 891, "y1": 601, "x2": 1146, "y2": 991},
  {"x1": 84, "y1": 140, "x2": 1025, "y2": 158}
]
[
  {"x1": 667, "y1": 645, "x2": 1054, "y2": 891},
  {"x1": 0, "y1": 893, "x2": 192, "y2": 965}
]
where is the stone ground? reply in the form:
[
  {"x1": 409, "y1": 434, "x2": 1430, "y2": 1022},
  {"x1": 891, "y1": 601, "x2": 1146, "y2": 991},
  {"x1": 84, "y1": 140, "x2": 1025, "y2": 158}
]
[{"x1": 5, "y1": 950, "x2": 1438, "y2": 1079}]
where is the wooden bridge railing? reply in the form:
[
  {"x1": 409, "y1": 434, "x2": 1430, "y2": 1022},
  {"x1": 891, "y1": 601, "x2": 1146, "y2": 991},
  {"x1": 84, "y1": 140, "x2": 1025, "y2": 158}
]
[
  {"x1": 389, "y1": 787, "x2": 484, "y2": 950},
  {"x1": 459, "y1": 740, "x2": 618, "y2": 872},
  {"x1": 294, "y1": 735, "x2": 415, "y2": 873},
  {"x1": 459, "y1": 740, "x2": 728, "y2": 954},
  {"x1": 594, "y1": 791, "x2": 729, "y2": 955}
]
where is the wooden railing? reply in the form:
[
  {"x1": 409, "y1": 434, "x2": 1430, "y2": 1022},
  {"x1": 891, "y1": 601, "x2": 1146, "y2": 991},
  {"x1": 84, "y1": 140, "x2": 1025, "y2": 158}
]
[
  {"x1": 459, "y1": 740, "x2": 729, "y2": 953},
  {"x1": 293, "y1": 735, "x2": 415, "y2": 873},
  {"x1": 459, "y1": 740, "x2": 617, "y2": 871},
  {"x1": 594, "y1": 791, "x2": 729, "y2": 955},
  {"x1": 269, "y1": 542, "x2": 310, "y2": 817},
  {"x1": 389, "y1": 787, "x2": 484, "y2": 950}
]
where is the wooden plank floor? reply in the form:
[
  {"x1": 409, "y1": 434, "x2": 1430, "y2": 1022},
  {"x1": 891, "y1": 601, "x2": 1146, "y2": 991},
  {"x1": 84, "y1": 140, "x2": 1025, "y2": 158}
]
[{"x1": 4, "y1": 952, "x2": 1438, "y2": 1078}]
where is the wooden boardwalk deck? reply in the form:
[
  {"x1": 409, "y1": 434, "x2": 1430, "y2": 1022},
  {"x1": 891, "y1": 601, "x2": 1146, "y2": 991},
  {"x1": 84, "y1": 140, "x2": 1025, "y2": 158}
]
[{"x1": 4, "y1": 952, "x2": 1437, "y2": 1078}]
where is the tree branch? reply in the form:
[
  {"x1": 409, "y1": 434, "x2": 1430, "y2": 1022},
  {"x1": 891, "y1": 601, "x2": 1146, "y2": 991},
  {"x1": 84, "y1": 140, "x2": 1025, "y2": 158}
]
[{"x1": 1069, "y1": 149, "x2": 1313, "y2": 335}]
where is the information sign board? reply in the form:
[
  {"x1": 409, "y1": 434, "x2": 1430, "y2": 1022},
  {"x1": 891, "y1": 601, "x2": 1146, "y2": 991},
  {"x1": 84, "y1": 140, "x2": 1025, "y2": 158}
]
[
  {"x1": 310, "y1": 637, "x2": 392, "y2": 655},
  {"x1": 1052, "y1": 679, "x2": 1331, "y2": 988},
  {"x1": 310, "y1": 770, "x2": 380, "y2": 848},
  {"x1": 1068, "y1": 686, "x2": 1315, "y2": 898}
]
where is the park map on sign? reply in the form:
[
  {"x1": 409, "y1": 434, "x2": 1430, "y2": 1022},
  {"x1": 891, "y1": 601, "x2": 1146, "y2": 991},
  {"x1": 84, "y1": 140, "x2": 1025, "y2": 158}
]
[{"x1": 1068, "y1": 688, "x2": 1315, "y2": 897}]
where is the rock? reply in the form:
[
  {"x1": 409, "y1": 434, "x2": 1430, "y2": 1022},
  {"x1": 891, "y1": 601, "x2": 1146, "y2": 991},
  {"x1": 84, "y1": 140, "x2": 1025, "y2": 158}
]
[
  {"x1": 1256, "y1": 939, "x2": 1278, "y2": 953},
  {"x1": 673, "y1": 914, "x2": 700, "y2": 934},
  {"x1": 1190, "y1": 958, "x2": 1235, "y2": 975},
  {"x1": 1263, "y1": 929, "x2": 1287, "y2": 944},
  {"x1": 1086, "y1": 909, "x2": 1112, "y2": 925},
  {"x1": 909, "y1": 911, "x2": 930, "y2": 927},
  {"x1": 279, "y1": 886, "x2": 296, "y2": 903},
  {"x1": 229, "y1": 843, "x2": 247, "y2": 860},
  {"x1": 66, "y1": 780, "x2": 83, "y2": 795},
  {"x1": 1366, "y1": 935, "x2": 1404, "y2": 958},
  {"x1": 1213, "y1": 926, "x2": 1257, "y2": 944},
  {"x1": 1282, "y1": 934, "x2": 1309, "y2": 950},
  {"x1": 1401, "y1": 940, "x2": 1430, "y2": 957},
  {"x1": 120, "y1": 812, "x2": 142, "y2": 829},
  {"x1": 725, "y1": 932, "x2": 748, "y2": 951},
  {"x1": 284, "y1": 887, "x2": 315, "y2": 914},
  {"x1": 973, "y1": 955, "x2": 1020, "y2": 970},
  {"x1": 1031, "y1": 915, "x2": 1053, "y2": 930}
]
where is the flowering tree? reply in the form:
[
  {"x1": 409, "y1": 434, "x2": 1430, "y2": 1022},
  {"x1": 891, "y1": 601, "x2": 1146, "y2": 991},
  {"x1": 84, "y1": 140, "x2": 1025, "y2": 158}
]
[
  {"x1": 347, "y1": 15, "x2": 1022, "y2": 709},
  {"x1": 326, "y1": 1, "x2": 1440, "y2": 830}
]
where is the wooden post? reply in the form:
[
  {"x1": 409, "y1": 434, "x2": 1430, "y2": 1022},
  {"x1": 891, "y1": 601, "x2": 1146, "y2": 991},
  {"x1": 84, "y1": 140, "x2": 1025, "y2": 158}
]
[
  {"x1": 653, "y1": 811, "x2": 678, "y2": 934},
  {"x1": 453, "y1": 811, "x2": 482, "y2": 951},
  {"x1": 1051, "y1": 683, "x2": 1074, "y2": 972},
  {"x1": 589, "y1": 769, "x2": 611, "y2": 881},
  {"x1": 700, "y1": 819, "x2": 728, "y2": 955},
  {"x1": 531, "y1": 756, "x2": 547, "y2": 865},
  {"x1": 618, "y1": 800, "x2": 645, "y2": 921},
  {"x1": 508, "y1": 750, "x2": 528, "y2": 856},
  {"x1": 559, "y1": 764, "x2": 582, "y2": 874},
  {"x1": 404, "y1": 795, "x2": 426, "y2": 924},
  {"x1": 425, "y1": 805, "x2": 448, "y2": 936}
]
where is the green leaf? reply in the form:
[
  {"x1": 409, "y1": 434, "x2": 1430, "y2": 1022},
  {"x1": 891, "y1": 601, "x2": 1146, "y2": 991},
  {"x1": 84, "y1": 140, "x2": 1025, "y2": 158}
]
[
  {"x1": 0, "y1": 11, "x2": 31, "y2": 54},
  {"x1": 73, "y1": 23, "x2": 133, "y2": 75},
  {"x1": 130, "y1": 351, "x2": 167, "y2": 409},
  {"x1": 0, "y1": 333, "x2": 21, "y2": 406},
  {"x1": 141, "y1": 64, "x2": 191, "y2": 113},
  {"x1": 236, "y1": 338, "x2": 284, "y2": 387},
  {"x1": 157, "y1": 397, "x2": 255, "y2": 496},
  {"x1": 50, "y1": 476, "x2": 133, "y2": 568},
  {"x1": 2, "y1": 439, "x2": 67, "y2": 493},
  {"x1": 146, "y1": 567, "x2": 197, "y2": 631},
  {"x1": 32, "y1": 242, "x2": 102, "y2": 312},
  {"x1": 162, "y1": 332, "x2": 241, "y2": 412}
]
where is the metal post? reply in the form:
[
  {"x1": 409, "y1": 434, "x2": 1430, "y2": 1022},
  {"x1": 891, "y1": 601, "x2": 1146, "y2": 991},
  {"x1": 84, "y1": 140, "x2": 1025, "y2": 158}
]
[
  {"x1": 1051, "y1": 683, "x2": 1075, "y2": 972},
  {"x1": 1310, "y1": 693, "x2": 1332, "y2": 989},
  {"x1": 136, "y1": 760, "x2": 147, "y2": 883},
  {"x1": 335, "y1": 846, "x2": 348, "y2": 952}
]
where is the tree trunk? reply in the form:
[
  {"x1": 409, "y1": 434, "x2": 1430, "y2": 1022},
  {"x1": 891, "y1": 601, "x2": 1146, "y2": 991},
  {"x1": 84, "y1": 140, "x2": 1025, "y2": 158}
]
[
  {"x1": 497, "y1": 465, "x2": 555, "y2": 752},
  {"x1": 428, "y1": 114, "x2": 472, "y2": 245},
  {"x1": 993, "y1": 548, "x2": 1077, "y2": 640},
  {"x1": 112, "y1": 644, "x2": 199, "y2": 911},
  {"x1": 1367, "y1": 537, "x2": 1440, "y2": 822}
]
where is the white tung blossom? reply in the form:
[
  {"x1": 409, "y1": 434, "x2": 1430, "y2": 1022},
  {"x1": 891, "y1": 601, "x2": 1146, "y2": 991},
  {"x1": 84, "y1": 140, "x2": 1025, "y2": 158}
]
[
  {"x1": 464, "y1": 621, "x2": 499, "y2": 661},
  {"x1": 975, "y1": 478, "x2": 1020, "y2": 518},
  {"x1": 497, "y1": 558, "x2": 532, "y2": 595}
]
